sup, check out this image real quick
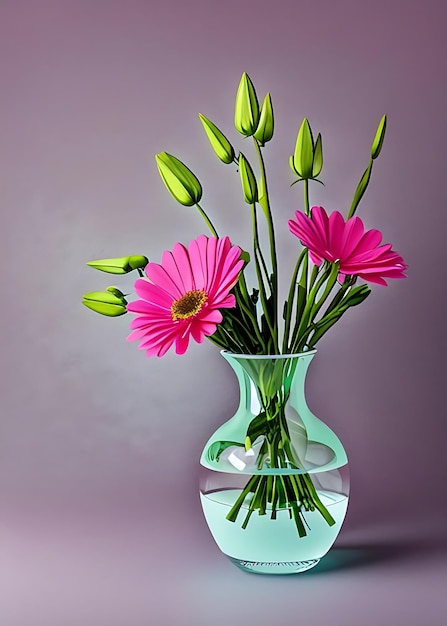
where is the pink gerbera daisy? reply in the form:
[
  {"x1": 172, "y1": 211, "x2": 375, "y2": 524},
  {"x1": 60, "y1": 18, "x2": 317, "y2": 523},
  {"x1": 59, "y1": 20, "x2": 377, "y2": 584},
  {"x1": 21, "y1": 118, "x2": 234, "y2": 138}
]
[
  {"x1": 126, "y1": 235, "x2": 244, "y2": 356},
  {"x1": 288, "y1": 206, "x2": 407, "y2": 286}
]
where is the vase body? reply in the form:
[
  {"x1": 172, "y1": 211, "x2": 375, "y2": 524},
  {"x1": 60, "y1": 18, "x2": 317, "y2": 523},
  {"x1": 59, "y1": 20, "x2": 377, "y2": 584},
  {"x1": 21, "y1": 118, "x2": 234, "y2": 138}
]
[{"x1": 199, "y1": 351, "x2": 349, "y2": 575}]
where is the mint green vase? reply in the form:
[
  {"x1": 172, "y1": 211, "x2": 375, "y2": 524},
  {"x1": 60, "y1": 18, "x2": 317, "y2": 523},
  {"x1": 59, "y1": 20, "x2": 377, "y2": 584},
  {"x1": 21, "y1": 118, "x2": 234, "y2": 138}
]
[{"x1": 199, "y1": 351, "x2": 349, "y2": 575}]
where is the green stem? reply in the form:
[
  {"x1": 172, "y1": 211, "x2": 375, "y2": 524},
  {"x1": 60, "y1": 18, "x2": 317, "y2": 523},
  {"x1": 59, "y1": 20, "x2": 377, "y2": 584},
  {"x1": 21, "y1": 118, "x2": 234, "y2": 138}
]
[
  {"x1": 270, "y1": 475, "x2": 278, "y2": 519},
  {"x1": 233, "y1": 301, "x2": 266, "y2": 353},
  {"x1": 285, "y1": 178, "x2": 311, "y2": 352},
  {"x1": 282, "y1": 247, "x2": 306, "y2": 353},
  {"x1": 290, "y1": 264, "x2": 332, "y2": 352},
  {"x1": 195, "y1": 203, "x2": 218, "y2": 237},
  {"x1": 305, "y1": 278, "x2": 359, "y2": 349},
  {"x1": 250, "y1": 204, "x2": 272, "y2": 290},
  {"x1": 250, "y1": 203, "x2": 275, "y2": 338},
  {"x1": 308, "y1": 263, "x2": 320, "y2": 291},
  {"x1": 303, "y1": 475, "x2": 336, "y2": 526},
  {"x1": 295, "y1": 255, "x2": 308, "y2": 335},
  {"x1": 303, "y1": 179, "x2": 310, "y2": 216},
  {"x1": 226, "y1": 475, "x2": 260, "y2": 523},
  {"x1": 225, "y1": 306, "x2": 265, "y2": 353},
  {"x1": 309, "y1": 263, "x2": 340, "y2": 321},
  {"x1": 242, "y1": 477, "x2": 265, "y2": 529},
  {"x1": 289, "y1": 495, "x2": 307, "y2": 537},
  {"x1": 212, "y1": 324, "x2": 245, "y2": 353},
  {"x1": 297, "y1": 179, "x2": 312, "y2": 338},
  {"x1": 298, "y1": 475, "x2": 315, "y2": 511},
  {"x1": 236, "y1": 271, "x2": 250, "y2": 304},
  {"x1": 322, "y1": 276, "x2": 356, "y2": 317},
  {"x1": 253, "y1": 139, "x2": 279, "y2": 353}
]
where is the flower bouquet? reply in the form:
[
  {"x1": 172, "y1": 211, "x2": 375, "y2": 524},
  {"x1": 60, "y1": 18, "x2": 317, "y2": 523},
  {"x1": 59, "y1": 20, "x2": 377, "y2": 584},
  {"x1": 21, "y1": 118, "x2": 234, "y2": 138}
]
[{"x1": 83, "y1": 73, "x2": 406, "y2": 563}]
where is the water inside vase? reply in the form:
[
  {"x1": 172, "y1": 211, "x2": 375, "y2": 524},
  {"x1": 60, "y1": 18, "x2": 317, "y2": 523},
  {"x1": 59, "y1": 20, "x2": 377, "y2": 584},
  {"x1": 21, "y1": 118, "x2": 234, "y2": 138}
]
[
  {"x1": 200, "y1": 486, "x2": 348, "y2": 564},
  {"x1": 200, "y1": 461, "x2": 349, "y2": 569}
]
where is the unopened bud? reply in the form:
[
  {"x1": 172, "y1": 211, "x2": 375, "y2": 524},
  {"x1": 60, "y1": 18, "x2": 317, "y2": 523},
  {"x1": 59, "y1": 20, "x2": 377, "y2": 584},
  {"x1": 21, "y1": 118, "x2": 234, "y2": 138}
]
[
  {"x1": 238, "y1": 153, "x2": 258, "y2": 204},
  {"x1": 155, "y1": 152, "x2": 202, "y2": 206},
  {"x1": 371, "y1": 114, "x2": 387, "y2": 160},
  {"x1": 312, "y1": 133, "x2": 323, "y2": 178},
  {"x1": 291, "y1": 118, "x2": 314, "y2": 179},
  {"x1": 199, "y1": 114, "x2": 235, "y2": 164},
  {"x1": 234, "y1": 72, "x2": 260, "y2": 137},
  {"x1": 86, "y1": 256, "x2": 148, "y2": 274},
  {"x1": 254, "y1": 93, "x2": 274, "y2": 145},
  {"x1": 82, "y1": 290, "x2": 128, "y2": 317},
  {"x1": 106, "y1": 286, "x2": 126, "y2": 298}
]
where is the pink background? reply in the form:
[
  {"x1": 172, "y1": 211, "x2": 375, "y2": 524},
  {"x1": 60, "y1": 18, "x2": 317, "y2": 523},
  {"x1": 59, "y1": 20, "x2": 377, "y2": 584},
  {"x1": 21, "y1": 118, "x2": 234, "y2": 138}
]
[{"x1": 1, "y1": 0, "x2": 446, "y2": 624}]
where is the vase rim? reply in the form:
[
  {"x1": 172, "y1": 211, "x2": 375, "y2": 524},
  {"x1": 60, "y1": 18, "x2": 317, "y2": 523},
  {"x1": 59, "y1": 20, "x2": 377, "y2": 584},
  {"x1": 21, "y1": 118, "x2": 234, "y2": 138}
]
[{"x1": 220, "y1": 349, "x2": 317, "y2": 359}]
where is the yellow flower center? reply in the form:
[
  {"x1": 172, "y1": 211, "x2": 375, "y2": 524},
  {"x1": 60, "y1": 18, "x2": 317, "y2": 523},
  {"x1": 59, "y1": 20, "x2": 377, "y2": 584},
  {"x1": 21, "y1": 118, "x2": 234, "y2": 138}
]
[{"x1": 171, "y1": 289, "x2": 207, "y2": 321}]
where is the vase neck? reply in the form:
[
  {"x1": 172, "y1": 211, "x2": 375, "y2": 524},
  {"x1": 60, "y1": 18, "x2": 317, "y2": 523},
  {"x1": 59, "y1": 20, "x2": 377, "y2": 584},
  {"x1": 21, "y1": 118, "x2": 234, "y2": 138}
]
[
  {"x1": 200, "y1": 350, "x2": 347, "y2": 474},
  {"x1": 221, "y1": 352, "x2": 316, "y2": 413}
]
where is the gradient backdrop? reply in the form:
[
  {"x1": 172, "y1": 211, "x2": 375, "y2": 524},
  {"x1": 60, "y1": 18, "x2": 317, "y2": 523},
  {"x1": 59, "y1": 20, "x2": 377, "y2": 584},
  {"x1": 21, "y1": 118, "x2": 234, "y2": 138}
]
[{"x1": 1, "y1": 1, "x2": 446, "y2": 624}]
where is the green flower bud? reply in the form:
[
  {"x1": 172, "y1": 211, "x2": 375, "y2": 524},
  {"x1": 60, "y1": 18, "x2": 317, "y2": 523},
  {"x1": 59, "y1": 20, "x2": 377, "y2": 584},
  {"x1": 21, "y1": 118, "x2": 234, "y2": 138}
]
[
  {"x1": 82, "y1": 290, "x2": 128, "y2": 317},
  {"x1": 106, "y1": 286, "x2": 126, "y2": 298},
  {"x1": 312, "y1": 133, "x2": 323, "y2": 177},
  {"x1": 238, "y1": 153, "x2": 258, "y2": 204},
  {"x1": 289, "y1": 154, "x2": 300, "y2": 178},
  {"x1": 371, "y1": 114, "x2": 387, "y2": 160},
  {"x1": 155, "y1": 152, "x2": 202, "y2": 206},
  {"x1": 86, "y1": 255, "x2": 148, "y2": 274},
  {"x1": 128, "y1": 255, "x2": 149, "y2": 270},
  {"x1": 234, "y1": 72, "x2": 259, "y2": 137},
  {"x1": 254, "y1": 93, "x2": 274, "y2": 145},
  {"x1": 292, "y1": 118, "x2": 314, "y2": 179},
  {"x1": 199, "y1": 114, "x2": 235, "y2": 164}
]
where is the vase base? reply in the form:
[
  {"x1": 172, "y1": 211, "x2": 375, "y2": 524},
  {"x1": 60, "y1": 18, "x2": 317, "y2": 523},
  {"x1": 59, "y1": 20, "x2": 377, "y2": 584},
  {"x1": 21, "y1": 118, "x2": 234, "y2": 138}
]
[{"x1": 227, "y1": 556, "x2": 320, "y2": 575}]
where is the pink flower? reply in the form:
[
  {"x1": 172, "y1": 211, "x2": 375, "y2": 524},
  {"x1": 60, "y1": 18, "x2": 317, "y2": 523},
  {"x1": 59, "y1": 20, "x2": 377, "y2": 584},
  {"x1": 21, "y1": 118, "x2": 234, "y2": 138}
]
[
  {"x1": 126, "y1": 235, "x2": 244, "y2": 356},
  {"x1": 288, "y1": 206, "x2": 407, "y2": 286}
]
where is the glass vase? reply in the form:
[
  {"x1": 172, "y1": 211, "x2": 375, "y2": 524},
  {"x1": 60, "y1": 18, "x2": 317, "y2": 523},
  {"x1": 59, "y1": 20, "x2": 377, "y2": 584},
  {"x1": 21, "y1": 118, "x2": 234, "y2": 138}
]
[{"x1": 199, "y1": 351, "x2": 349, "y2": 575}]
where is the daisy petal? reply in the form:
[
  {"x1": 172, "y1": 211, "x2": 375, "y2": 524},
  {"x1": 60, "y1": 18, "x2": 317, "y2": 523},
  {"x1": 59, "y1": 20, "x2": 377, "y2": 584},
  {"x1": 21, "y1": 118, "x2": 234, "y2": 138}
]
[
  {"x1": 289, "y1": 206, "x2": 406, "y2": 287},
  {"x1": 126, "y1": 235, "x2": 242, "y2": 357}
]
